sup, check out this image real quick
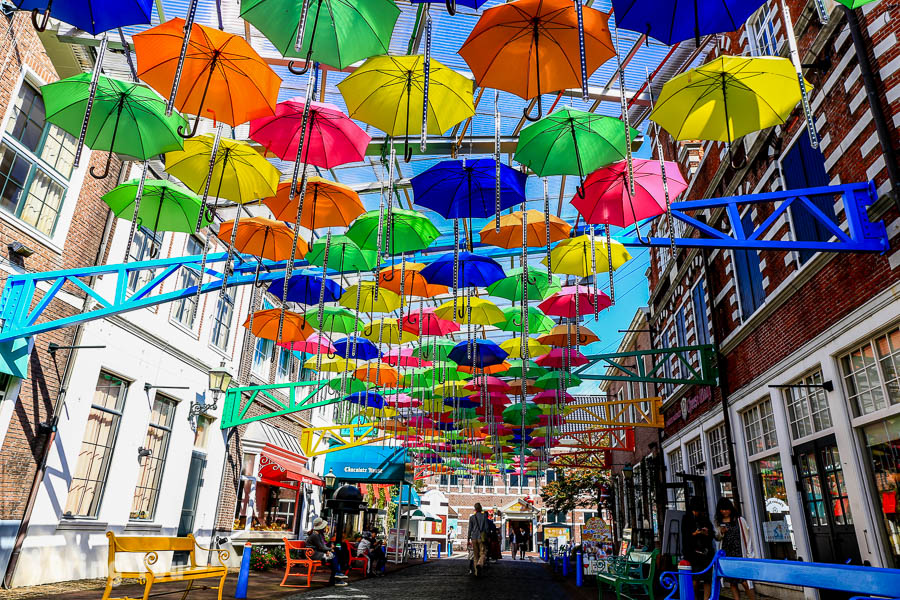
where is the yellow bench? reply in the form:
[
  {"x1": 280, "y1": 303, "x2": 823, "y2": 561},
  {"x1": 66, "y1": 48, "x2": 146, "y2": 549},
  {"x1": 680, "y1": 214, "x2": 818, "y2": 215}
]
[{"x1": 102, "y1": 532, "x2": 229, "y2": 600}]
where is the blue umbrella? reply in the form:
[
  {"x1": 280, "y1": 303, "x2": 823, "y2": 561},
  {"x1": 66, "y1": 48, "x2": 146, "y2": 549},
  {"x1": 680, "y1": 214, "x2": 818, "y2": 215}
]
[
  {"x1": 612, "y1": 0, "x2": 765, "y2": 45},
  {"x1": 345, "y1": 391, "x2": 385, "y2": 409},
  {"x1": 449, "y1": 339, "x2": 509, "y2": 368},
  {"x1": 267, "y1": 271, "x2": 344, "y2": 305},
  {"x1": 420, "y1": 252, "x2": 506, "y2": 288},
  {"x1": 411, "y1": 158, "x2": 527, "y2": 219},
  {"x1": 410, "y1": 0, "x2": 489, "y2": 15},
  {"x1": 444, "y1": 396, "x2": 480, "y2": 409},
  {"x1": 17, "y1": 0, "x2": 153, "y2": 33},
  {"x1": 333, "y1": 337, "x2": 380, "y2": 361}
]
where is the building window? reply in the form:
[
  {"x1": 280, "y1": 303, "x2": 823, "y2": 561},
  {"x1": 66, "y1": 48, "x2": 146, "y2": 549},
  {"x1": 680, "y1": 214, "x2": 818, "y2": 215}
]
[
  {"x1": 742, "y1": 398, "x2": 778, "y2": 456},
  {"x1": 686, "y1": 437, "x2": 705, "y2": 474},
  {"x1": 861, "y1": 414, "x2": 900, "y2": 567},
  {"x1": 692, "y1": 281, "x2": 711, "y2": 345},
  {"x1": 252, "y1": 337, "x2": 274, "y2": 379},
  {"x1": 127, "y1": 227, "x2": 165, "y2": 293},
  {"x1": 546, "y1": 469, "x2": 557, "y2": 483},
  {"x1": 753, "y1": 456, "x2": 797, "y2": 560},
  {"x1": 668, "y1": 448, "x2": 683, "y2": 479},
  {"x1": 841, "y1": 326, "x2": 900, "y2": 417},
  {"x1": 707, "y1": 424, "x2": 729, "y2": 471},
  {"x1": 64, "y1": 371, "x2": 128, "y2": 518},
  {"x1": 509, "y1": 474, "x2": 530, "y2": 488},
  {"x1": 276, "y1": 348, "x2": 292, "y2": 383},
  {"x1": 210, "y1": 287, "x2": 236, "y2": 350},
  {"x1": 547, "y1": 510, "x2": 568, "y2": 523},
  {"x1": 439, "y1": 474, "x2": 460, "y2": 486},
  {"x1": 0, "y1": 81, "x2": 76, "y2": 236},
  {"x1": 475, "y1": 474, "x2": 493, "y2": 489},
  {"x1": 781, "y1": 131, "x2": 834, "y2": 265},
  {"x1": 783, "y1": 369, "x2": 833, "y2": 439},
  {"x1": 131, "y1": 394, "x2": 176, "y2": 520},
  {"x1": 733, "y1": 212, "x2": 766, "y2": 320},
  {"x1": 171, "y1": 237, "x2": 203, "y2": 327},
  {"x1": 747, "y1": 4, "x2": 779, "y2": 56}
]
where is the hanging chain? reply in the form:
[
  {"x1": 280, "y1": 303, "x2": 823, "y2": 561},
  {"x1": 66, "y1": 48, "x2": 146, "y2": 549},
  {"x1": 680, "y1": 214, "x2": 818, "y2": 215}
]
[
  {"x1": 543, "y1": 177, "x2": 551, "y2": 284},
  {"x1": 294, "y1": 0, "x2": 312, "y2": 53},
  {"x1": 398, "y1": 254, "x2": 406, "y2": 326},
  {"x1": 167, "y1": 0, "x2": 199, "y2": 116},
  {"x1": 781, "y1": 0, "x2": 820, "y2": 148},
  {"x1": 195, "y1": 123, "x2": 223, "y2": 234},
  {"x1": 606, "y1": 226, "x2": 615, "y2": 304},
  {"x1": 74, "y1": 34, "x2": 108, "y2": 168},
  {"x1": 614, "y1": 27, "x2": 635, "y2": 195},
  {"x1": 420, "y1": 9, "x2": 432, "y2": 153},
  {"x1": 123, "y1": 161, "x2": 148, "y2": 263},
  {"x1": 315, "y1": 231, "x2": 331, "y2": 375},
  {"x1": 574, "y1": 0, "x2": 589, "y2": 101},
  {"x1": 494, "y1": 89, "x2": 502, "y2": 233},
  {"x1": 589, "y1": 227, "x2": 599, "y2": 320},
  {"x1": 374, "y1": 161, "x2": 386, "y2": 297},
  {"x1": 453, "y1": 219, "x2": 460, "y2": 315}
]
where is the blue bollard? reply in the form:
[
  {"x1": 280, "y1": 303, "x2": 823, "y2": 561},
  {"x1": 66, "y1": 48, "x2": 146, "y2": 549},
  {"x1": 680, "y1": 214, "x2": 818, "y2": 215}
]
[
  {"x1": 576, "y1": 552, "x2": 583, "y2": 586},
  {"x1": 438, "y1": 545, "x2": 441, "y2": 559},
  {"x1": 449, "y1": 541, "x2": 453, "y2": 556},
  {"x1": 235, "y1": 542, "x2": 252, "y2": 599},
  {"x1": 562, "y1": 549, "x2": 569, "y2": 577},
  {"x1": 423, "y1": 543, "x2": 428, "y2": 562},
  {"x1": 677, "y1": 560, "x2": 695, "y2": 600}
]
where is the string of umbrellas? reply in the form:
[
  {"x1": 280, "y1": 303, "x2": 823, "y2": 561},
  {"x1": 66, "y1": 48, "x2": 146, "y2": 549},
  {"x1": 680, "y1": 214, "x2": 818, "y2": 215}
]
[{"x1": 21, "y1": 0, "x2": 838, "y2": 481}]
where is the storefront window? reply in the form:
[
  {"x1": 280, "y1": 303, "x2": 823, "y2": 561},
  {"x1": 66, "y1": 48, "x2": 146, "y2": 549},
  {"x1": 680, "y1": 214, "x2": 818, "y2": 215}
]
[
  {"x1": 862, "y1": 414, "x2": 900, "y2": 567},
  {"x1": 784, "y1": 369, "x2": 833, "y2": 439},
  {"x1": 841, "y1": 326, "x2": 900, "y2": 416},
  {"x1": 753, "y1": 456, "x2": 797, "y2": 560},
  {"x1": 234, "y1": 452, "x2": 303, "y2": 533}
]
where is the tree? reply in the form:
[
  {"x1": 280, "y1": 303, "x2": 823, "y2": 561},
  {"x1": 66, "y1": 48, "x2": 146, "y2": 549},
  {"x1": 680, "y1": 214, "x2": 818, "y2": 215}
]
[{"x1": 540, "y1": 468, "x2": 609, "y2": 514}]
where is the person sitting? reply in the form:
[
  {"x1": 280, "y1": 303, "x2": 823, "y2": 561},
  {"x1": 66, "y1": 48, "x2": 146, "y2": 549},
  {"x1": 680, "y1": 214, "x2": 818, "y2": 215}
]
[{"x1": 305, "y1": 518, "x2": 349, "y2": 587}]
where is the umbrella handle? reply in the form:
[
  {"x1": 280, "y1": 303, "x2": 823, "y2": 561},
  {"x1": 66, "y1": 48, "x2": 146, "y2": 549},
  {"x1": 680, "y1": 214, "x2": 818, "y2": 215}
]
[
  {"x1": 403, "y1": 140, "x2": 413, "y2": 163},
  {"x1": 204, "y1": 205, "x2": 216, "y2": 223},
  {"x1": 327, "y1": 350, "x2": 338, "y2": 360},
  {"x1": 288, "y1": 51, "x2": 314, "y2": 76},
  {"x1": 178, "y1": 115, "x2": 202, "y2": 139},
  {"x1": 89, "y1": 149, "x2": 114, "y2": 180},
  {"x1": 31, "y1": 5, "x2": 52, "y2": 32},
  {"x1": 523, "y1": 95, "x2": 543, "y2": 122},
  {"x1": 445, "y1": 0, "x2": 456, "y2": 15}
]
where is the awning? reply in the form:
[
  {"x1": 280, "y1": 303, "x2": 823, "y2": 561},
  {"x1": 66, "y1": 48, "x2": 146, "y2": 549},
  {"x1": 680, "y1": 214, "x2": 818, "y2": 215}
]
[{"x1": 259, "y1": 444, "x2": 324, "y2": 486}]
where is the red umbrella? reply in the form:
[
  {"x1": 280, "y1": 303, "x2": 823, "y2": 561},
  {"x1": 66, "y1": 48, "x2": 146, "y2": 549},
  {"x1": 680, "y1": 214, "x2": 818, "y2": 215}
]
[
  {"x1": 249, "y1": 98, "x2": 370, "y2": 168},
  {"x1": 401, "y1": 307, "x2": 460, "y2": 336},
  {"x1": 539, "y1": 413, "x2": 566, "y2": 427},
  {"x1": 536, "y1": 348, "x2": 589, "y2": 368},
  {"x1": 469, "y1": 392, "x2": 513, "y2": 405},
  {"x1": 278, "y1": 333, "x2": 334, "y2": 354},
  {"x1": 383, "y1": 348, "x2": 432, "y2": 368},
  {"x1": 539, "y1": 285, "x2": 611, "y2": 318},
  {"x1": 465, "y1": 376, "x2": 511, "y2": 394},
  {"x1": 532, "y1": 389, "x2": 575, "y2": 405}
]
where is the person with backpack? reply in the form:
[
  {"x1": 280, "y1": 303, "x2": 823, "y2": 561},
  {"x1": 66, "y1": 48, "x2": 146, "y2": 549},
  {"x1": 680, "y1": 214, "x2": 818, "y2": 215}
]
[{"x1": 467, "y1": 503, "x2": 489, "y2": 576}]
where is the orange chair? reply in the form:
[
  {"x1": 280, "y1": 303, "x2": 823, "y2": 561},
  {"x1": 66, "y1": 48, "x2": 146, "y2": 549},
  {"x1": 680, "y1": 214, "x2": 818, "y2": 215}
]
[
  {"x1": 347, "y1": 542, "x2": 369, "y2": 577},
  {"x1": 280, "y1": 538, "x2": 316, "y2": 588},
  {"x1": 296, "y1": 540, "x2": 321, "y2": 575}
]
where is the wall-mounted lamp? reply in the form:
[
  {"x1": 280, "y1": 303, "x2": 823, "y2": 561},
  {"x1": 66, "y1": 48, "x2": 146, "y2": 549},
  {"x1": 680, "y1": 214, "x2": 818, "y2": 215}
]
[
  {"x1": 8, "y1": 241, "x2": 35, "y2": 257},
  {"x1": 188, "y1": 361, "x2": 234, "y2": 422},
  {"x1": 48, "y1": 343, "x2": 106, "y2": 355},
  {"x1": 324, "y1": 468, "x2": 337, "y2": 489},
  {"x1": 623, "y1": 464, "x2": 634, "y2": 481},
  {"x1": 145, "y1": 383, "x2": 190, "y2": 393},
  {"x1": 769, "y1": 381, "x2": 834, "y2": 392},
  {"x1": 137, "y1": 447, "x2": 152, "y2": 458}
]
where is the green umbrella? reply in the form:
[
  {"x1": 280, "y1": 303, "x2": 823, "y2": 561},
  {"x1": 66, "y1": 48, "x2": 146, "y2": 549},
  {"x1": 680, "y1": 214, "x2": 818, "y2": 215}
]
[
  {"x1": 412, "y1": 340, "x2": 458, "y2": 363},
  {"x1": 487, "y1": 267, "x2": 561, "y2": 302},
  {"x1": 346, "y1": 208, "x2": 440, "y2": 255},
  {"x1": 500, "y1": 359, "x2": 548, "y2": 379},
  {"x1": 102, "y1": 179, "x2": 209, "y2": 234},
  {"x1": 306, "y1": 234, "x2": 376, "y2": 272},
  {"x1": 240, "y1": 0, "x2": 399, "y2": 71},
  {"x1": 493, "y1": 306, "x2": 554, "y2": 334},
  {"x1": 834, "y1": 0, "x2": 877, "y2": 7},
  {"x1": 534, "y1": 371, "x2": 583, "y2": 390},
  {"x1": 329, "y1": 377, "x2": 373, "y2": 395},
  {"x1": 406, "y1": 368, "x2": 469, "y2": 388},
  {"x1": 502, "y1": 402, "x2": 541, "y2": 426},
  {"x1": 42, "y1": 73, "x2": 186, "y2": 179},
  {"x1": 304, "y1": 306, "x2": 363, "y2": 334},
  {"x1": 515, "y1": 107, "x2": 639, "y2": 191}
]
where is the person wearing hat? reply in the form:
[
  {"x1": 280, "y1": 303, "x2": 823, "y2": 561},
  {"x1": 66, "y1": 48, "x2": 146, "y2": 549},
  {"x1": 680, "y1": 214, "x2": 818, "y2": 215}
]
[{"x1": 306, "y1": 517, "x2": 348, "y2": 586}]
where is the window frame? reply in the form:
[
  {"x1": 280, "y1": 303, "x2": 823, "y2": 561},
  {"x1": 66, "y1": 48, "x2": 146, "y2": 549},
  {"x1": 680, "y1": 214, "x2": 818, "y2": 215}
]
[
  {"x1": 746, "y1": 3, "x2": 780, "y2": 57},
  {"x1": 691, "y1": 280, "x2": 711, "y2": 346},
  {"x1": 130, "y1": 393, "x2": 177, "y2": 521},
  {"x1": 707, "y1": 424, "x2": 729, "y2": 472},
  {"x1": 685, "y1": 437, "x2": 705, "y2": 475},
  {"x1": 210, "y1": 285, "x2": 236, "y2": 352},
  {"x1": 782, "y1": 369, "x2": 833, "y2": 440},
  {"x1": 840, "y1": 325, "x2": 900, "y2": 419},
  {"x1": 742, "y1": 398, "x2": 778, "y2": 458},
  {"x1": 170, "y1": 236, "x2": 204, "y2": 329}
]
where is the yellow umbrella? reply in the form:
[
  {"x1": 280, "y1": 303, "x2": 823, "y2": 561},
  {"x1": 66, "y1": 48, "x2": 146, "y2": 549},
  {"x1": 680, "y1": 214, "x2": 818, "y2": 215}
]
[
  {"x1": 304, "y1": 356, "x2": 355, "y2": 372},
  {"x1": 543, "y1": 235, "x2": 631, "y2": 277},
  {"x1": 339, "y1": 282, "x2": 401, "y2": 314},
  {"x1": 435, "y1": 297, "x2": 505, "y2": 325},
  {"x1": 501, "y1": 338, "x2": 551, "y2": 359},
  {"x1": 433, "y1": 380, "x2": 469, "y2": 397},
  {"x1": 361, "y1": 318, "x2": 418, "y2": 345},
  {"x1": 421, "y1": 398, "x2": 453, "y2": 413}
]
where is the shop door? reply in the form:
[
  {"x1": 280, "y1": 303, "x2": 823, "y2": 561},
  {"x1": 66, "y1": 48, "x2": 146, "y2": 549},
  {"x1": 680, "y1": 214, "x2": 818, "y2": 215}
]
[
  {"x1": 174, "y1": 451, "x2": 207, "y2": 565},
  {"x1": 794, "y1": 436, "x2": 861, "y2": 566}
]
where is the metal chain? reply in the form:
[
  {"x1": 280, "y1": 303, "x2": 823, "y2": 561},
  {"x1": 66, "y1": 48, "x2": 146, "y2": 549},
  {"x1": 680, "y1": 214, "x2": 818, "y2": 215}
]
[
  {"x1": 166, "y1": 0, "x2": 199, "y2": 116},
  {"x1": 494, "y1": 89, "x2": 502, "y2": 233},
  {"x1": 614, "y1": 27, "x2": 635, "y2": 195},
  {"x1": 74, "y1": 34, "x2": 108, "y2": 168},
  {"x1": 420, "y1": 10, "x2": 431, "y2": 153},
  {"x1": 122, "y1": 161, "x2": 148, "y2": 263}
]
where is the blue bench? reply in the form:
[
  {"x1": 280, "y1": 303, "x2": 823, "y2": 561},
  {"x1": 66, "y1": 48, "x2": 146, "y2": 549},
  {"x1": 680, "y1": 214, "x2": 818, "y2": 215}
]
[{"x1": 660, "y1": 551, "x2": 900, "y2": 600}]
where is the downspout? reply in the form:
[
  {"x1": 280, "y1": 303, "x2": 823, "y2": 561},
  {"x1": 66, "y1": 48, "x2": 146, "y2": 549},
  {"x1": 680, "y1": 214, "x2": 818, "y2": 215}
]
[{"x1": 3, "y1": 170, "x2": 118, "y2": 588}]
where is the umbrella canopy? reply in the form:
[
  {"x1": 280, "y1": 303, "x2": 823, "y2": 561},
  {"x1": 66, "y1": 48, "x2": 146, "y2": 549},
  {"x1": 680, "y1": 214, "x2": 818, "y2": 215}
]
[
  {"x1": 502, "y1": 402, "x2": 542, "y2": 426},
  {"x1": 249, "y1": 99, "x2": 370, "y2": 167},
  {"x1": 165, "y1": 135, "x2": 280, "y2": 204},
  {"x1": 500, "y1": 338, "x2": 551, "y2": 360},
  {"x1": 244, "y1": 308, "x2": 315, "y2": 342},
  {"x1": 240, "y1": 0, "x2": 399, "y2": 68},
  {"x1": 355, "y1": 363, "x2": 400, "y2": 387},
  {"x1": 515, "y1": 108, "x2": 639, "y2": 184},
  {"x1": 304, "y1": 306, "x2": 363, "y2": 334},
  {"x1": 613, "y1": 0, "x2": 765, "y2": 46},
  {"x1": 544, "y1": 235, "x2": 632, "y2": 277},
  {"x1": 459, "y1": 0, "x2": 615, "y2": 111},
  {"x1": 534, "y1": 371, "x2": 582, "y2": 390},
  {"x1": 361, "y1": 318, "x2": 418, "y2": 345},
  {"x1": 420, "y1": 252, "x2": 506, "y2": 288},
  {"x1": 278, "y1": 333, "x2": 334, "y2": 354},
  {"x1": 536, "y1": 348, "x2": 589, "y2": 368},
  {"x1": 435, "y1": 297, "x2": 505, "y2": 325},
  {"x1": 102, "y1": 179, "x2": 209, "y2": 233},
  {"x1": 307, "y1": 356, "x2": 355, "y2": 372},
  {"x1": 333, "y1": 336, "x2": 380, "y2": 361},
  {"x1": 330, "y1": 377, "x2": 373, "y2": 394},
  {"x1": 493, "y1": 305, "x2": 554, "y2": 334},
  {"x1": 572, "y1": 158, "x2": 689, "y2": 227},
  {"x1": 650, "y1": 55, "x2": 812, "y2": 144},
  {"x1": 413, "y1": 341, "x2": 458, "y2": 363},
  {"x1": 457, "y1": 361, "x2": 512, "y2": 376},
  {"x1": 346, "y1": 208, "x2": 440, "y2": 255},
  {"x1": 533, "y1": 389, "x2": 575, "y2": 404},
  {"x1": 346, "y1": 391, "x2": 386, "y2": 409},
  {"x1": 500, "y1": 360, "x2": 548, "y2": 378},
  {"x1": 433, "y1": 380, "x2": 471, "y2": 397},
  {"x1": 268, "y1": 272, "x2": 343, "y2": 305},
  {"x1": 215, "y1": 217, "x2": 307, "y2": 260},
  {"x1": 339, "y1": 283, "x2": 401, "y2": 313},
  {"x1": 539, "y1": 286, "x2": 612, "y2": 318},
  {"x1": 378, "y1": 263, "x2": 448, "y2": 298},
  {"x1": 479, "y1": 210, "x2": 571, "y2": 249},
  {"x1": 263, "y1": 178, "x2": 365, "y2": 229},
  {"x1": 449, "y1": 339, "x2": 509, "y2": 368},
  {"x1": 217, "y1": 217, "x2": 308, "y2": 260},
  {"x1": 384, "y1": 348, "x2": 431, "y2": 368},
  {"x1": 134, "y1": 18, "x2": 280, "y2": 129},
  {"x1": 486, "y1": 267, "x2": 561, "y2": 302},
  {"x1": 411, "y1": 158, "x2": 527, "y2": 218},
  {"x1": 16, "y1": 0, "x2": 152, "y2": 34},
  {"x1": 306, "y1": 235, "x2": 375, "y2": 273},
  {"x1": 467, "y1": 376, "x2": 512, "y2": 394},
  {"x1": 538, "y1": 324, "x2": 600, "y2": 347},
  {"x1": 401, "y1": 308, "x2": 460, "y2": 336}
]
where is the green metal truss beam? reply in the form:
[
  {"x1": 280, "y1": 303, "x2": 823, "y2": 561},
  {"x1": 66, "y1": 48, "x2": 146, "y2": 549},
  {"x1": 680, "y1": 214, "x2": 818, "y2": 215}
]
[
  {"x1": 221, "y1": 380, "x2": 334, "y2": 429},
  {"x1": 574, "y1": 344, "x2": 718, "y2": 386}
]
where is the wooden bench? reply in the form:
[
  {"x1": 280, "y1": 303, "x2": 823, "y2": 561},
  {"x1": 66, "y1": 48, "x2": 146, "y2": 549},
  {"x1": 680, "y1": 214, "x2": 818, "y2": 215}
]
[
  {"x1": 597, "y1": 548, "x2": 659, "y2": 600},
  {"x1": 659, "y1": 551, "x2": 900, "y2": 600},
  {"x1": 102, "y1": 532, "x2": 228, "y2": 600},
  {"x1": 280, "y1": 538, "x2": 318, "y2": 588}
]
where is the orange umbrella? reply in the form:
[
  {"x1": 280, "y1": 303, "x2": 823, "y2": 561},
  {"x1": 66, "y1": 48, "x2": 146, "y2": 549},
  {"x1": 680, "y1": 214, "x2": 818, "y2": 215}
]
[
  {"x1": 244, "y1": 308, "x2": 315, "y2": 342},
  {"x1": 459, "y1": 0, "x2": 615, "y2": 120},
  {"x1": 377, "y1": 263, "x2": 448, "y2": 298},
  {"x1": 263, "y1": 177, "x2": 365, "y2": 230},
  {"x1": 217, "y1": 216, "x2": 308, "y2": 260},
  {"x1": 479, "y1": 210, "x2": 571, "y2": 249},
  {"x1": 134, "y1": 18, "x2": 281, "y2": 136},
  {"x1": 458, "y1": 361, "x2": 511, "y2": 375},
  {"x1": 355, "y1": 364, "x2": 401, "y2": 388},
  {"x1": 538, "y1": 324, "x2": 600, "y2": 347},
  {"x1": 507, "y1": 379, "x2": 541, "y2": 395}
]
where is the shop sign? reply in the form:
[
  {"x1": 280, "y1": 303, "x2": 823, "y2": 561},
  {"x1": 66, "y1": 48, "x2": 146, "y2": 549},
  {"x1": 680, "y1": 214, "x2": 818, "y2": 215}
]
[
  {"x1": 544, "y1": 526, "x2": 570, "y2": 543},
  {"x1": 581, "y1": 517, "x2": 611, "y2": 543},
  {"x1": 763, "y1": 520, "x2": 792, "y2": 543},
  {"x1": 765, "y1": 497, "x2": 789, "y2": 514},
  {"x1": 324, "y1": 446, "x2": 408, "y2": 482}
]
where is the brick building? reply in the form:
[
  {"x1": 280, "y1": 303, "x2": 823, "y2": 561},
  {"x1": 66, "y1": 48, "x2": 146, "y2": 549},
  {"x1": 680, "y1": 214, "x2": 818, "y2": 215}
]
[{"x1": 641, "y1": 1, "x2": 900, "y2": 597}]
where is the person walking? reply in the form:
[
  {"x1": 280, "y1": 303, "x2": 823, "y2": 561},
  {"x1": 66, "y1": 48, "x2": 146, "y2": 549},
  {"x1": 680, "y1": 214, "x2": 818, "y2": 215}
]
[
  {"x1": 715, "y1": 498, "x2": 757, "y2": 600},
  {"x1": 306, "y1": 518, "x2": 349, "y2": 587},
  {"x1": 467, "y1": 503, "x2": 489, "y2": 576},
  {"x1": 515, "y1": 526, "x2": 529, "y2": 560},
  {"x1": 509, "y1": 527, "x2": 517, "y2": 560},
  {"x1": 682, "y1": 496, "x2": 714, "y2": 600}
]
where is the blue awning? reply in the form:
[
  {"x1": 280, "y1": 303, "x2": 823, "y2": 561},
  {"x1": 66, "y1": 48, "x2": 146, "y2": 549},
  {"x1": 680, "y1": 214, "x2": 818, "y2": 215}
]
[{"x1": 391, "y1": 487, "x2": 421, "y2": 506}]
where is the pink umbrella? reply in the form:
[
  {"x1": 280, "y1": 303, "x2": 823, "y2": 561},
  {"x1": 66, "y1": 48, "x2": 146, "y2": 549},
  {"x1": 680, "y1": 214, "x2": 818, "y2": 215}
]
[
  {"x1": 401, "y1": 308, "x2": 461, "y2": 336},
  {"x1": 539, "y1": 285, "x2": 611, "y2": 318},
  {"x1": 464, "y1": 376, "x2": 511, "y2": 394},
  {"x1": 395, "y1": 435, "x2": 424, "y2": 444},
  {"x1": 536, "y1": 348, "x2": 589, "y2": 369},
  {"x1": 572, "y1": 158, "x2": 688, "y2": 227},
  {"x1": 384, "y1": 348, "x2": 432, "y2": 368},
  {"x1": 387, "y1": 393, "x2": 421, "y2": 409},
  {"x1": 539, "y1": 414, "x2": 566, "y2": 427},
  {"x1": 468, "y1": 392, "x2": 512, "y2": 405},
  {"x1": 277, "y1": 333, "x2": 334, "y2": 354},
  {"x1": 532, "y1": 389, "x2": 576, "y2": 404},
  {"x1": 528, "y1": 436, "x2": 559, "y2": 448},
  {"x1": 408, "y1": 416, "x2": 434, "y2": 428},
  {"x1": 248, "y1": 99, "x2": 370, "y2": 168}
]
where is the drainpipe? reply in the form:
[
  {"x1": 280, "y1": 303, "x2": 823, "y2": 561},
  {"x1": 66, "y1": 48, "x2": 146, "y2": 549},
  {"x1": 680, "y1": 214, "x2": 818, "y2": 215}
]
[{"x1": 843, "y1": 6, "x2": 900, "y2": 208}]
